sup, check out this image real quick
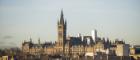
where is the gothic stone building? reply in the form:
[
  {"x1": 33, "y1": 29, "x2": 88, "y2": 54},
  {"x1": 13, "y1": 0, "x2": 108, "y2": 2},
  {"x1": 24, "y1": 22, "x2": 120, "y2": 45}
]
[{"x1": 22, "y1": 10, "x2": 125, "y2": 57}]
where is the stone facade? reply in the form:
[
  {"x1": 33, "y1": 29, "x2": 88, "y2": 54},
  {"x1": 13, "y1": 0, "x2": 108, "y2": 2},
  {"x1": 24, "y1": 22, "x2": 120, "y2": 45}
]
[{"x1": 22, "y1": 11, "x2": 129, "y2": 58}]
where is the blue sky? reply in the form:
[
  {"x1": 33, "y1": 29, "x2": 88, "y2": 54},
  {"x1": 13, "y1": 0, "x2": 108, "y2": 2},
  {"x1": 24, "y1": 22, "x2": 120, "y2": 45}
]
[{"x1": 0, "y1": 0, "x2": 140, "y2": 48}]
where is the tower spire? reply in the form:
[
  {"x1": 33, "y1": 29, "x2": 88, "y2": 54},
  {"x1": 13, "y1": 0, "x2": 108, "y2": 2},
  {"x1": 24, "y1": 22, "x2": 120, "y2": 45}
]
[
  {"x1": 30, "y1": 37, "x2": 32, "y2": 43},
  {"x1": 38, "y1": 37, "x2": 41, "y2": 45},
  {"x1": 57, "y1": 10, "x2": 67, "y2": 54},
  {"x1": 60, "y1": 9, "x2": 64, "y2": 24}
]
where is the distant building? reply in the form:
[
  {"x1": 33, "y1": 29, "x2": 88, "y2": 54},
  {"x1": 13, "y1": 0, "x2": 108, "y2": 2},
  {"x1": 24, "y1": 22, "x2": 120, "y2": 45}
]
[
  {"x1": 0, "y1": 56, "x2": 15, "y2": 60},
  {"x1": 130, "y1": 45, "x2": 140, "y2": 60},
  {"x1": 91, "y1": 29, "x2": 97, "y2": 42},
  {"x1": 21, "y1": 10, "x2": 131, "y2": 60},
  {"x1": 115, "y1": 44, "x2": 130, "y2": 56},
  {"x1": 1, "y1": 56, "x2": 8, "y2": 60}
]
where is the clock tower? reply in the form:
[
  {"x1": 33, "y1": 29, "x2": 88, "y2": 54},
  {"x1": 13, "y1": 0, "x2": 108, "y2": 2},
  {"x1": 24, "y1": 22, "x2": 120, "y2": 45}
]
[{"x1": 57, "y1": 10, "x2": 67, "y2": 48}]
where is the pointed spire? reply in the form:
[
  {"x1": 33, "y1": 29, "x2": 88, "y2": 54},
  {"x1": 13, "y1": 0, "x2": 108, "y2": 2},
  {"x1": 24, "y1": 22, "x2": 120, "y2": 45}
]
[
  {"x1": 61, "y1": 9, "x2": 64, "y2": 17},
  {"x1": 65, "y1": 19, "x2": 67, "y2": 24},
  {"x1": 30, "y1": 37, "x2": 32, "y2": 43},
  {"x1": 38, "y1": 37, "x2": 41, "y2": 44},
  {"x1": 64, "y1": 19, "x2": 67, "y2": 29},
  {"x1": 60, "y1": 9, "x2": 64, "y2": 24}
]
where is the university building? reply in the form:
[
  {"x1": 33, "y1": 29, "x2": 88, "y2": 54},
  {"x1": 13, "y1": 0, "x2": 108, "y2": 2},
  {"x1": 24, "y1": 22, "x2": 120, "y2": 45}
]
[{"x1": 22, "y1": 10, "x2": 130, "y2": 59}]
